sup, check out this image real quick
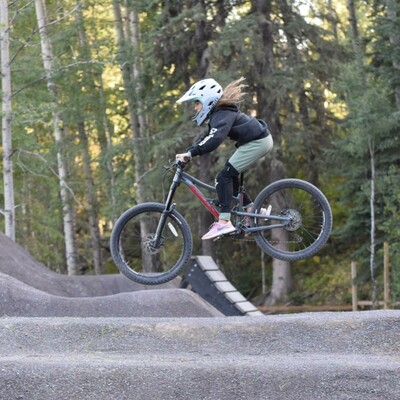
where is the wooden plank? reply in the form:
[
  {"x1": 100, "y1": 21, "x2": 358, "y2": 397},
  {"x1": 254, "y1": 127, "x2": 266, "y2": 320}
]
[
  {"x1": 352, "y1": 261, "x2": 358, "y2": 311},
  {"x1": 213, "y1": 281, "x2": 237, "y2": 293},
  {"x1": 257, "y1": 305, "x2": 353, "y2": 312},
  {"x1": 225, "y1": 291, "x2": 248, "y2": 304},
  {"x1": 195, "y1": 256, "x2": 219, "y2": 271},
  {"x1": 258, "y1": 302, "x2": 400, "y2": 313},
  {"x1": 245, "y1": 310, "x2": 265, "y2": 317},
  {"x1": 384, "y1": 242, "x2": 390, "y2": 310},
  {"x1": 204, "y1": 270, "x2": 227, "y2": 283},
  {"x1": 234, "y1": 301, "x2": 259, "y2": 313}
]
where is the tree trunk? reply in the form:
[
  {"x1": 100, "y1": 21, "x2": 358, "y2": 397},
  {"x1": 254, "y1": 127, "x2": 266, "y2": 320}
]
[
  {"x1": 328, "y1": 0, "x2": 339, "y2": 42},
  {"x1": 0, "y1": 0, "x2": 16, "y2": 241},
  {"x1": 369, "y1": 139, "x2": 377, "y2": 309},
  {"x1": 79, "y1": 1, "x2": 117, "y2": 223},
  {"x1": 113, "y1": 1, "x2": 157, "y2": 271},
  {"x1": 77, "y1": 123, "x2": 103, "y2": 275},
  {"x1": 190, "y1": 0, "x2": 216, "y2": 256},
  {"x1": 74, "y1": 4, "x2": 104, "y2": 274},
  {"x1": 251, "y1": 0, "x2": 291, "y2": 305},
  {"x1": 281, "y1": 0, "x2": 321, "y2": 187},
  {"x1": 346, "y1": 0, "x2": 365, "y2": 84},
  {"x1": 34, "y1": 0, "x2": 78, "y2": 275},
  {"x1": 97, "y1": 73, "x2": 118, "y2": 224},
  {"x1": 347, "y1": 0, "x2": 359, "y2": 51},
  {"x1": 387, "y1": 0, "x2": 400, "y2": 106},
  {"x1": 267, "y1": 160, "x2": 291, "y2": 305},
  {"x1": 112, "y1": 0, "x2": 144, "y2": 203}
]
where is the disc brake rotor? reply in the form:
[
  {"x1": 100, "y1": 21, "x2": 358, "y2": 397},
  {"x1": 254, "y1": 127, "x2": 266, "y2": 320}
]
[
  {"x1": 142, "y1": 234, "x2": 165, "y2": 255},
  {"x1": 284, "y1": 209, "x2": 302, "y2": 232}
]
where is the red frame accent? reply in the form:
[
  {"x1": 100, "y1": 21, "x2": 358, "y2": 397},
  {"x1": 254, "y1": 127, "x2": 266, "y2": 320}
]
[{"x1": 188, "y1": 185, "x2": 220, "y2": 219}]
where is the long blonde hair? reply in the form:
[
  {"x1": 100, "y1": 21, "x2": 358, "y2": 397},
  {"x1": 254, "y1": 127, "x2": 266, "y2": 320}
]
[{"x1": 216, "y1": 77, "x2": 247, "y2": 107}]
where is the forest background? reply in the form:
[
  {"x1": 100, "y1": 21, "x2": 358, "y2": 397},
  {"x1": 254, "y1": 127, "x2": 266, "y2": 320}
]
[{"x1": 1, "y1": 0, "x2": 399, "y2": 307}]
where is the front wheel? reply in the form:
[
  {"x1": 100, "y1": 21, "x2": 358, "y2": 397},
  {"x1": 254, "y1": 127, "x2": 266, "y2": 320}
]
[
  {"x1": 110, "y1": 202, "x2": 193, "y2": 285},
  {"x1": 252, "y1": 179, "x2": 332, "y2": 261}
]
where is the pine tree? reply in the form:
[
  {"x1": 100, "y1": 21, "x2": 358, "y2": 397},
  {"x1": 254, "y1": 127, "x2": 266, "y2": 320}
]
[{"x1": 332, "y1": 0, "x2": 400, "y2": 305}]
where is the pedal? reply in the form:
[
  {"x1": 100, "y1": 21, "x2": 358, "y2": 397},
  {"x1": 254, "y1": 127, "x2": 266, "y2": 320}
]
[
  {"x1": 228, "y1": 229, "x2": 242, "y2": 237},
  {"x1": 212, "y1": 229, "x2": 241, "y2": 242}
]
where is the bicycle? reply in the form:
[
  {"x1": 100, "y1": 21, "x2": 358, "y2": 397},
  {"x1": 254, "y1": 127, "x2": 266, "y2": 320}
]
[{"x1": 110, "y1": 159, "x2": 332, "y2": 285}]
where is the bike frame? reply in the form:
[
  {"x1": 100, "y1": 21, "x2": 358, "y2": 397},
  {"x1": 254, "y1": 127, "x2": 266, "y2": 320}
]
[{"x1": 153, "y1": 162, "x2": 291, "y2": 245}]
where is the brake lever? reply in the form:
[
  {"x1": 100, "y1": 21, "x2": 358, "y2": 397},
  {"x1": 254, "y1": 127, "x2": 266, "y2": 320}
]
[{"x1": 164, "y1": 156, "x2": 190, "y2": 171}]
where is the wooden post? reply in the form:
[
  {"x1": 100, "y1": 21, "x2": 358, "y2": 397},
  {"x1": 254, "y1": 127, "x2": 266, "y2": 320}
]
[
  {"x1": 351, "y1": 261, "x2": 358, "y2": 311},
  {"x1": 384, "y1": 242, "x2": 390, "y2": 309},
  {"x1": 261, "y1": 251, "x2": 266, "y2": 294}
]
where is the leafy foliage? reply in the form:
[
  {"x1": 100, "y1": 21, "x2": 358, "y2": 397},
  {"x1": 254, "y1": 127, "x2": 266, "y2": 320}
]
[{"x1": 1, "y1": 0, "x2": 399, "y2": 307}]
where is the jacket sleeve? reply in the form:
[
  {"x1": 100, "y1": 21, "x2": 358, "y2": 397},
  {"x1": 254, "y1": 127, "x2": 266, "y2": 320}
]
[{"x1": 188, "y1": 109, "x2": 237, "y2": 157}]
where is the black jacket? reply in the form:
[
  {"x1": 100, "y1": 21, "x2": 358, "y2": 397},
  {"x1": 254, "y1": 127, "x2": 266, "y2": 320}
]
[{"x1": 188, "y1": 105, "x2": 270, "y2": 157}]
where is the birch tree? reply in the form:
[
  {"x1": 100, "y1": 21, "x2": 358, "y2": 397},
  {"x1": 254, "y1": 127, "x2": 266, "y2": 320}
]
[
  {"x1": 0, "y1": 0, "x2": 15, "y2": 240},
  {"x1": 34, "y1": 0, "x2": 78, "y2": 275},
  {"x1": 113, "y1": 0, "x2": 159, "y2": 271}
]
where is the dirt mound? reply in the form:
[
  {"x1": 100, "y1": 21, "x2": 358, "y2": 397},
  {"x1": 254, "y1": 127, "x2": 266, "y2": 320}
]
[
  {"x1": 0, "y1": 272, "x2": 221, "y2": 317},
  {"x1": 0, "y1": 233, "x2": 177, "y2": 297},
  {"x1": 0, "y1": 234, "x2": 221, "y2": 317}
]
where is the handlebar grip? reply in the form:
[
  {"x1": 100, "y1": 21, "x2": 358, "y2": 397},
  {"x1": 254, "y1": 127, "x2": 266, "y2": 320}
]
[{"x1": 183, "y1": 155, "x2": 190, "y2": 163}]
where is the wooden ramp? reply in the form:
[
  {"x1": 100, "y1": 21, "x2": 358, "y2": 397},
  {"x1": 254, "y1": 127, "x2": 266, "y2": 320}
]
[{"x1": 181, "y1": 255, "x2": 263, "y2": 317}]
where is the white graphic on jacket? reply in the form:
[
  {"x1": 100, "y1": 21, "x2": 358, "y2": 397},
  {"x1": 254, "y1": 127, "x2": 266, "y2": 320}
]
[{"x1": 198, "y1": 128, "x2": 218, "y2": 146}]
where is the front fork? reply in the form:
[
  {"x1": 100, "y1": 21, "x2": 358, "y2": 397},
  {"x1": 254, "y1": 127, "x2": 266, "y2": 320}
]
[{"x1": 152, "y1": 168, "x2": 181, "y2": 247}]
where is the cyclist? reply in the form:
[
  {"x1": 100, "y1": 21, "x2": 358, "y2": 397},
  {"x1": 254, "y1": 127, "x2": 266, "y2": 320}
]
[{"x1": 176, "y1": 77, "x2": 273, "y2": 240}]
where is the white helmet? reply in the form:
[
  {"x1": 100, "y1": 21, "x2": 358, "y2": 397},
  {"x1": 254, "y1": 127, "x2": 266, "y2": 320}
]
[{"x1": 176, "y1": 78, "x2": 223, "y2": 126}]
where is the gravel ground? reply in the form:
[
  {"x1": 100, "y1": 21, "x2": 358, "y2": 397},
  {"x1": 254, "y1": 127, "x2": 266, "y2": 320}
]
[
  {"x1": 1, "y1": 234, "x2": 399, "y2": 399},
  {"x1": 1, "y1": 311, "x2": 399, "y2": 400}
]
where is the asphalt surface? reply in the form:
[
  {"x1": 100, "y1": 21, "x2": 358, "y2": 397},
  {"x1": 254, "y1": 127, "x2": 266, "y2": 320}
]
[
  {"x1": 1, "y1": 233, "x2": 399, "y2": 399},
  {"x1": 1, "y1": 311, "x2": 399, "y2": 399}
]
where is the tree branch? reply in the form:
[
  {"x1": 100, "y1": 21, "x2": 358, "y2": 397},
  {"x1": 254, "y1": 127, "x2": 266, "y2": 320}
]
[
  {"x1": 12, "y1": 60, "x2": 106, "y2": 98},
  {"x1": 14, "y1": 148, "x2": 82, "y2": 206}
]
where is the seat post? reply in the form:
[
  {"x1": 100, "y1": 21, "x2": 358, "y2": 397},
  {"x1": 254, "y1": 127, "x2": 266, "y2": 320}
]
[
  {"x1": 239, "y1": 172, "x2": 244, "y2": 187},
  {"x1": 238, "y1": 172, "x2": 245, "y2": 207}
]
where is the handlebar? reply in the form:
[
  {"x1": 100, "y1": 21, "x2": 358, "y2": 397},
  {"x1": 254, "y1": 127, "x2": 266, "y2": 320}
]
[
  {"x1": 171, "y1": 155, "x2": 190, "y2": 168},
  {"x1": 165, "y1": 157, "x2": 189, "y2": 170}
]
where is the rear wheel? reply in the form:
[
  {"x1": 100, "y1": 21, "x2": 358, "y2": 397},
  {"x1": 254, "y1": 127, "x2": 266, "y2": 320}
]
[
  {"x1": 252, "y1": 179, "x2": 332, "y2": 261},
  {"x1": 110, "y1": 202, "x2": 193, "y2": 285}
]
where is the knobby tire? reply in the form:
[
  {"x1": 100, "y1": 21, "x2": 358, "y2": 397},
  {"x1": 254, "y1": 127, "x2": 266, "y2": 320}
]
[
  {"x1": 252, "y1": 179, "x2": 332, "y2": 261},
  {"x1": 110, "y1": 202, "x2": 193, "y2": 285}
]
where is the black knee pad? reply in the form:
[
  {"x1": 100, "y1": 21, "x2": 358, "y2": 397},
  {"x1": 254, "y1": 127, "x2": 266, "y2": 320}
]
[{"x1": 216, "y1": 162, "x2": 239, "y2": 186}]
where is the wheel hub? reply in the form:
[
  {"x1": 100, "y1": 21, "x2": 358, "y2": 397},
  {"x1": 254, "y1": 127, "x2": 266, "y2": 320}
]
[
  {"x1": 284, "y1": 209, "x2": 302, "y2": 231},
  {"x1": 142, "y1": 234, "x2": 165, "y2": 255}
]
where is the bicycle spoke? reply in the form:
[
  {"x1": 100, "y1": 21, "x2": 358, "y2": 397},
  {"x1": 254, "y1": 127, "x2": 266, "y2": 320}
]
[
  {"x1": 110, "y1": 203, "x2": 193, "y2": 285},
  {"x1": 253, "y1": 179, "x2": 332, "y2": 261}
]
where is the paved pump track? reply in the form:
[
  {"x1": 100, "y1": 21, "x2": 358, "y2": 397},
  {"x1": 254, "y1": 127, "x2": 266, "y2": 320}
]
[{"x1": 0, "y1": 233, "x2": 399, "y2": 399}]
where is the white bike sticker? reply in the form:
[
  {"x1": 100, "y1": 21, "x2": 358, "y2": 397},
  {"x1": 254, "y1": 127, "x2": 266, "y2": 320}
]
[{"x1": 168, "y1": 222, "x2": 179, "y2": 237}]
